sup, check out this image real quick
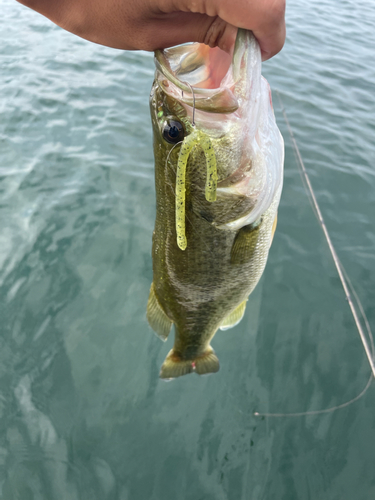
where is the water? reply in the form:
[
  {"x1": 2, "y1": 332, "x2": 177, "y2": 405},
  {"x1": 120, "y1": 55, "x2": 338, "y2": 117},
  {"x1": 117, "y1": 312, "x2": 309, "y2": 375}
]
[{"x1": 1, "y1": 0, "x2": 375, "y2": 498}]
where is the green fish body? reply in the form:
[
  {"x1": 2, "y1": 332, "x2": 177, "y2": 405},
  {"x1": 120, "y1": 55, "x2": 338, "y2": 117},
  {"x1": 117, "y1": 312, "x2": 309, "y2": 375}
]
[{"x1": 147, "y1": 30, "x2": 284, "y2": 379}]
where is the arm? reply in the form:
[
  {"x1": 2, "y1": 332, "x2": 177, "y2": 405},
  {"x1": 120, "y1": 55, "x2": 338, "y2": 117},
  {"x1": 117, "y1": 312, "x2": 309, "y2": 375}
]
[{"x1": 16, "y1": 0, "x2": 285, "y2": 59}]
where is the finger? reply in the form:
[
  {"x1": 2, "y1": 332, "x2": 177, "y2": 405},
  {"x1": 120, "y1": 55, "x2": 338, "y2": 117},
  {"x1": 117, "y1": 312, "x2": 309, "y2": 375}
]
[
  {"x1": 253, "y1": 19, "x2": 286, "y2": 61},
  {"x1": 249, "y1": 1, "x2": 286, "y2": 60},
  {"x1": 212, "y1": 0, "x2": 286, "y2": 59},
  {"x1": 131, "y1": 12, "x2": 234, "y2": 53},
  {"x1": 154, "y1": 0, "x2": 286, "y2": 58}
]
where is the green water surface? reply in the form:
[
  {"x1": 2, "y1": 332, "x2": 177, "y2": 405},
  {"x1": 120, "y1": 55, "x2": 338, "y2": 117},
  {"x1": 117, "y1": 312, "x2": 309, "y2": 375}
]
[{"x1": 1, "y1": 0, "x2": 375, "y2": 498}]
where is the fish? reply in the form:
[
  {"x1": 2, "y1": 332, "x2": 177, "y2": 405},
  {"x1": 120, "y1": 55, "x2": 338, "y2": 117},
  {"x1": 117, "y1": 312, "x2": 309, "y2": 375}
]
[{"x1": 147, "y1": 29, "x2": 284, "y2": 379}]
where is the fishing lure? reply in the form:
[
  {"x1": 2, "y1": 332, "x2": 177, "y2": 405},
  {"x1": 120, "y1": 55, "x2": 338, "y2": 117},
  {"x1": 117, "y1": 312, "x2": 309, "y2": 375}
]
[{"x1": 175, "y1": 129, "x2": 217, "y2": 250}]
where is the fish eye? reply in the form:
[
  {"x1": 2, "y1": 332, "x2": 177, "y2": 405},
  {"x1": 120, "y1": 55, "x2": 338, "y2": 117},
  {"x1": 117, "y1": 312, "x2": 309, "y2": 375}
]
[{"x1": 162, "y1": 118, "x2": 184, "y2": 144}]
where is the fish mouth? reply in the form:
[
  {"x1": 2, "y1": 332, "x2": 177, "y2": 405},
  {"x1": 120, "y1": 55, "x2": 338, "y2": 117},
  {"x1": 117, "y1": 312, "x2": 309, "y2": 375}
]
[{"x1": 154, "y1": 30, "x2": 259, "y2": 114}]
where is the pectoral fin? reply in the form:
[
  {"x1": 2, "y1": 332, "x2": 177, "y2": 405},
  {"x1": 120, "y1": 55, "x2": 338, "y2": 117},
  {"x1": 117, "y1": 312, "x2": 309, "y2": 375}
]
[
  {"x1": 220, "y1": 300, "x2": 247, "y2": 331},
  {"x1": 146, "y1": 283, "x2": 172, "y2": 341},
  {"x1": 231, "y1": 222, "x2": 261, "y2": 265}
]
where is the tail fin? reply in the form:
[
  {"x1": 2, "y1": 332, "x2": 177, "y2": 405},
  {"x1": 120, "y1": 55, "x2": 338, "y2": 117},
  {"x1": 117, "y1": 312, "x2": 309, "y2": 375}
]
[
  {"x1": 159, "y1": 347, "x2": 220, "y2": 379},
  {"x1": 159, "y1": 350, "x2": 194, "y2": 379}
]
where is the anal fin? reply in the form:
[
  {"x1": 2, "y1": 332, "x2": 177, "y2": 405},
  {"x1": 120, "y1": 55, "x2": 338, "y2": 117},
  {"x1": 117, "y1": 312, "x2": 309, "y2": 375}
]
[
  {"x1": 220, "y1": 300, "x2": 247, "y2": 331},
  {"x1": 146, "y1": 283, "x2": 172, "y2": 341}
]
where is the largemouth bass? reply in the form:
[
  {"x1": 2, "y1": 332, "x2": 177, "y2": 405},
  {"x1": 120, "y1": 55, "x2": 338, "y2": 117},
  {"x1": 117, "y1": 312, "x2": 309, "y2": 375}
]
[{"x1": 147, "y1": 30, "x2": 284, "y2": 379}]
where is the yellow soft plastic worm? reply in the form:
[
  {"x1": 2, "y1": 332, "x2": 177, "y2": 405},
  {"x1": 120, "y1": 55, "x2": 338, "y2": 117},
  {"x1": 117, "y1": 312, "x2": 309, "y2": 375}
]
[
  {"x1": 176, "y1": 130, "x2": 217, "y2": 251},
  {"x1": 199, "y1": 134, "x2": 217, "y2": 203}
]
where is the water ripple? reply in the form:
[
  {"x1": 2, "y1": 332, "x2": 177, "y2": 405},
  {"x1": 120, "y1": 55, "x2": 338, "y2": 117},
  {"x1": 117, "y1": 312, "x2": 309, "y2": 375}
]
[{"x1": 1, "y1": 0, "x2": 375, "y2": 498}]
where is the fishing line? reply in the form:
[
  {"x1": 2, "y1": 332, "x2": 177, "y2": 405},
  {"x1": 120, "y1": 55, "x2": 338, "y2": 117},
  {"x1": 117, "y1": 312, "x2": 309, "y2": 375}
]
[
  {"x1": 165, "y1": 78, "x2": 197, "y2": 172},
  {"x1": 253, "y1": 91, "x2": 374, "y2": 418},
  {"x1": 165, "y1": 141, "x2": 184, "y2": 172},
  {"x1": 182, "y1": 81, "x2": 196, "y2": 126}
]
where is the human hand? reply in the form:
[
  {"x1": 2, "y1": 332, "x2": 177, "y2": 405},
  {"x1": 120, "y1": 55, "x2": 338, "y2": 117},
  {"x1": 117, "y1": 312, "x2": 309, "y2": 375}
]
[{"x1": 17, "y1": 0, "x2": 285, "y2": 60}]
